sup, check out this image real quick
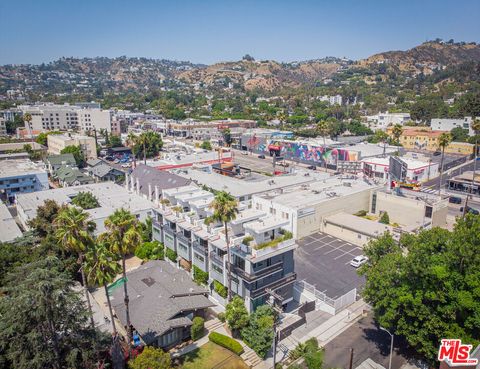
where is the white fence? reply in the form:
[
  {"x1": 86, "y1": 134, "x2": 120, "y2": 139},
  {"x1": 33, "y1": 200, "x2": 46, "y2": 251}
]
[{"x1": 294, "y1": 280, "x2": 357, "y2": 315}]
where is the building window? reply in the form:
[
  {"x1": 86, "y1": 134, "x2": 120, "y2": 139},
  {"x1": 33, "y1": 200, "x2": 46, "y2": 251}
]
[
  {"x1": 425, "y1": 206, "x2": 433, "y2": 219},
  {"x1": 371, "y1": 193, "x2": 377, "y2": 213}
]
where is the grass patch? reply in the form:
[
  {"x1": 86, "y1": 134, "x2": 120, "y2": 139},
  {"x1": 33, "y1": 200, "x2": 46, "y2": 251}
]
[{"x1": 181, "y1": 342, "x2": 248, "y2": 369}]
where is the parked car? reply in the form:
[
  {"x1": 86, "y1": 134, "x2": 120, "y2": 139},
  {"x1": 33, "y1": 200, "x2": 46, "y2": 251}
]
[
  {"x1": 258, "y1": 154, "x2": 266, "y2": 159},
  {"x1": 350, "y1": 255, "x2": 368, "y2": 268},
  {"x1": 460, "y1": 206, "x2": 480, "y2": 215},
  {"x1": 121, "y1": 163, "x2": 131, "y2": 168},
  {"x1": 307, "y1": 165, "x2": 316, "y2": 170},
  {"x1": 433, "y1": 151, "x2": 441, "y2": 156},
  {"x1": 449, "y1": 196, "x2": 462, "y2": 204},
  {"x1": 241, "y1": 151, "x2": 248, "y2": 155},
  {"x1": 105, "y1": 156, "x2": 115, "y2": 161}
]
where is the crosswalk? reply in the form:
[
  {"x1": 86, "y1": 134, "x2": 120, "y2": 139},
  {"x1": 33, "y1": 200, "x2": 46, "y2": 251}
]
[{"x1": 420, "y1": 187, "x2": 437, "y2": 194}]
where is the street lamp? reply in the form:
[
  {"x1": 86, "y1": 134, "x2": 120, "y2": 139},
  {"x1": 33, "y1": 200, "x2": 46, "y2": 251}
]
[
  {"x1": 380, "y1": 326, "x2": 394, "y2": 369},
  {"x1": 266, "y1": 289, "x2": 283, "y2": 369}
]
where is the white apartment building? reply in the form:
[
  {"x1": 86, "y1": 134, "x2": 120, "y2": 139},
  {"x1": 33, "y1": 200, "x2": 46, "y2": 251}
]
[
  {"x1": 19, "y1": 103, "x2": 111, "y2": 133},
  {"x1": 365, "y1": 111, "x2": 411, "y2": 131},
  {"x1": 47, "y1": 133, "x2": 97, "y2": 159},
  {"x1": 430, "y1": 117, "x2": 477, "y2": 136},
  {"x1": 0, "y1": 117, "x2": 6, "y2": 136},
  {"x1": 318, "y1": 94, "x2": 343, "y2": 106}
]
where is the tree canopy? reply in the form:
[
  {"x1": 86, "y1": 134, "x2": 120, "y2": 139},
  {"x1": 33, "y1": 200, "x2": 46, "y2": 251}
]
[
  {"x1": 60, "y1": 145, "x2": 85, "y2": 167},
  {"x1": 359, "y1": 216, "x2": 480, "y2": 364},
  {"x1": 71, "y1": 191, "x2": 100, "y2": 210},
  {"x1": 128, "y1": 346, "x2": 171, "y2": 369}
]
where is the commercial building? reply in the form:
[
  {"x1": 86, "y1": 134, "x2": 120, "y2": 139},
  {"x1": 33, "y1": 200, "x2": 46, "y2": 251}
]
[
  {"x1": 0, "y1": 202, "x2": 22, "y2": 243},
  {"x1": 430, "y1": 117, "x2": 477, "y2": 136},
  {"x1": 110, "y1": 260, "x2": 214, "y2": 348},
  {"x1": 447, "y1": 171, "x2": 480, "y2": 195},
  {"x1": 0, "y1": 159, "x2": 48, "y2": 202},
  {"x1": 149, "y1": 149, "x2": 233, "y2": 170},
  {"x1": 365, "y1": 112, "x2": 411, "y2": 131},
  {"x1": 16, "y1": 182, "x2": 153, "y2": 233},
  {"x1": 152, "y1": 184, "x2": 298, "y2": 312},
  {"x1": 362, "y1": 156, "x2": 439, "y2": 183},
  {"x1": 18, "y1": 103, "x2": 112, "y2": 133},
  {"x1": 47, "y1": 133, "x2": 97, "y2": 159}
]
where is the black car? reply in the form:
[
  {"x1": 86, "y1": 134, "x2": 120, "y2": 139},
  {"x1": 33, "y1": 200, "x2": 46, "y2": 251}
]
[
  {"x1": 433, "y1": 151, "x2": 441, "y2": 156},
  {"x1": 105, "y1": 156, "x2": 115, "y2": 161},
  {"x1": 307, "y1": 165, "x2": 316, "y2": 170},
  {"x1": 258, "y1": 154, "x2": 266, "y2": 159},
  {"x1": 460, "y1": 206, "x2": 480, "y2": 215},
  {"x1": 449, "y1": 196, "x2": 462, "y2": 204}
]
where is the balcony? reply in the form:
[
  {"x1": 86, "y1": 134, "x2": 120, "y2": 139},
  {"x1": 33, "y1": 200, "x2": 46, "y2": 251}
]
[
  {"x1": 250, "y1": 272, "x2": 297, "y2": 299},
  {"x1": 209, "y1": 251, "x2": 224, "y2": 266},
  {"x1": 192, "y1": 241, "x2": 207, "y2": 256},
  {"x1": 152, "y1": 220, "x2": 163, "y2": 229},
  {"x1": 164, "y1": 226, "x2": 176, "y2": 237},
  {"x1": 177, "y1": 232, "x2": 192, "y2": 245},
  {"x1": 232, "y1": 261, "x2": 284, "y2": 282}
]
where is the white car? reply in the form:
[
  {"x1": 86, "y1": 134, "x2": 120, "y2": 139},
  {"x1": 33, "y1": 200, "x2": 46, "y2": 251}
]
[
  {"x1": 350, "y1": 255, "x2": 368, "y2": 268},
  {"x1": 121, "y1": 163, "x2": 131, "y2": 168}
]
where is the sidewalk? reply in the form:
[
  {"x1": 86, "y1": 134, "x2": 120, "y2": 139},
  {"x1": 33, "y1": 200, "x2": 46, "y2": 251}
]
[{"x1": 171, "y1": 318, "x2": 224, "y2": 358}]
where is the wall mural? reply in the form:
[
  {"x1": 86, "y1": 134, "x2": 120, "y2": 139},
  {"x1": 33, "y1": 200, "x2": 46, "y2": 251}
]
[{"x1": 256, "y1": 140, "x2": 358, "y2": 165}]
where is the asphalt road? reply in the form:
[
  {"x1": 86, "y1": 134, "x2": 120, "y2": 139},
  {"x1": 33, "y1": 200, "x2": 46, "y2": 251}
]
[
  {"x1": 423, "y1": 159, "x2": 477, "y2": 191},
  {"x1": 323, "y1": 314, "x2": 423, "y2": 369}
]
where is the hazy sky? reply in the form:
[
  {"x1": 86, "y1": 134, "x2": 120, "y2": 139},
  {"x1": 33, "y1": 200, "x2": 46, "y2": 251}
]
[{"x1": 1, "y1": 0, "x2": 479, "y2": 65}]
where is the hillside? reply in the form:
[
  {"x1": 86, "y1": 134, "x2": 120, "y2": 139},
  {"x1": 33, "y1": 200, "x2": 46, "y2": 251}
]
[{"x1": 357, "y1": 41, "x2": 480, "y2": 75}]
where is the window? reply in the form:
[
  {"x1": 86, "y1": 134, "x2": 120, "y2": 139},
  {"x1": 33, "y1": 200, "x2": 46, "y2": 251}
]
[
  {"x1": 371, "y1": 193, "x2": 377, "y2": 213},
  {"x1": 425, "y1": 206, "x2": 433, "y2": 219},
  {"x1": 194, "y1": 253, "x2": 204, "y2": 263},
  {"x1": 212, "y1": 264, "x2": 223, "y2": 274}
]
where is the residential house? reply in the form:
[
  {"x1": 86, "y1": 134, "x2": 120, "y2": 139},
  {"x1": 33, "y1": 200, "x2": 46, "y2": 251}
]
[
  {"x1": 54, "y1": 165, "x2": 94, "y2": 187},
  {"x1": 45, "y1": 153, "x2": 77, "y2": 174}
]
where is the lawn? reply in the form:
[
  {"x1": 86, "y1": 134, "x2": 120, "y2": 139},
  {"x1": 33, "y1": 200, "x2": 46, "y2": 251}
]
[{"x1": 181, "y1": 342, "x2": 249, "y2": 369}]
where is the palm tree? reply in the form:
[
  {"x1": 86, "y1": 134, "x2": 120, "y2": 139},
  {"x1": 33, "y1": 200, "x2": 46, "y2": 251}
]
[
  {"x1": 470, "y1": 119, "x2": 480, "y2": 196},
  {"x1": 126, "y1": 132, "x2": 137, "y2": 168},
  {"x1": 438, "y1": 132, "x2": 453, "y2": 195},
  {"x1": 137, "y1": 132, "x2": 149, "y2": 165},
  {"x1": 23, "y1": 112, "x2": 32, "y2": 137},
  {"x1": 317, "y1": 120, "x2": 331, "y2": 171},
  {"x1": 392, "y1": 124, "x2": 403, "y2": 146},
  {"x1": 210, "y1": 191, "x2": 239, "y2": 302},
  {"x1": 54, "y1": 206, "x2": 96, "y2": 328},
  {"x1": 84, "y1": 235, "x2": 122, "y2": 336},
  {"x1": 105, "y1": 208, "x2": 142, "y2": 349}
]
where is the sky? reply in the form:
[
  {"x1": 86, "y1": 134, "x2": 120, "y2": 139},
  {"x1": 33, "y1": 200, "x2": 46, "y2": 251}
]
[{"x1": 1, "y1": 0, "x2": 479, "y2": 65}]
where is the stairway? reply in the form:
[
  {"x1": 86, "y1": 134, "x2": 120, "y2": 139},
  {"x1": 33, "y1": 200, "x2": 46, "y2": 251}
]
[
  {"x1": 205, "y1": 318, "x2": 223, "y2": 332},
  {"x1": 241, "y1": 344, "x2": 263, "y2": 368}
]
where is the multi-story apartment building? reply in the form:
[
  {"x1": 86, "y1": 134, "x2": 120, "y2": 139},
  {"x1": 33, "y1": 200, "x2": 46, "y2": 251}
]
[
  {"x1": 0, "y1": 117, "x2": 6, "y2": 136},
  {"x1": 47, "y1": 133, "x2": 97, "y2": 159},
  {"x1": 18, "y1": 103, "x2": 112, "y2": 133},
  {"x1": 0, "y1": 159, "x2": 48, "y2": 202},
  {"x1": 430, "y1": 117, "x2": 477, "y2": 136},
  {"x1": 151, "y1": 184, "x2": 297, "y2": 312},
  {"x1": 365, "y1": 111, "x2": 411, "y2": 131}
]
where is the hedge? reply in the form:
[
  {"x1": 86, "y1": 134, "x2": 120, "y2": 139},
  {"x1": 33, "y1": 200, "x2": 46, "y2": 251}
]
[
  {"x1": 208, "y1": 332, "x2": 244, "y2": 355},
  {"x1": 213, "y1": 280, "x2": 228, "y2": 299},
  {"x1": 166, "y1": 248, "x2": 177, "y2": 263},
  {"x1": 191, "y1": 316, "x2": 205, "y2": 341},
  {"x1": 193, "y1": 265, "x2": 209, "y2": 285}
]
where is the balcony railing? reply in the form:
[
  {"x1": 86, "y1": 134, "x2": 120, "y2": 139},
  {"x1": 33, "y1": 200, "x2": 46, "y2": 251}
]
[
  {"x1": 152, "y1": 220, "x2": 163, "y2": 229},
  {"x1": 209, "y1": 251, "x2": 224, "y2": 266},
  {"x1": 192, "y1": 241, "x2": 207, "y2": 256},
  {"x1": 176, "y1": 232, "x2": 192, "y2": 244},
  {"x1": 232, "y1": 261, "x2": 283, "y2": 282},
  {"x1": 164, "y1": 227, "x2": 176, "y2": 236},
  {"x1": 250, "y1": 272, "x2": 297, "y2": 299}
]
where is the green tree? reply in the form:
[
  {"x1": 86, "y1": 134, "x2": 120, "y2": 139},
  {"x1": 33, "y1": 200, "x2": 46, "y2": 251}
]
[
  {"x1": 359, "y1": 216, "x2": 480, "y2": 364},
  {"x1": 392, "y1": 124, "x2": 403, "y2": 145},
  {"x1": 105, "y1": 208, "x2": 143, "y2": 349},
  {"x1": 60, "y1": 145, "x2": 85, "y2": 167},
  {"x1": 84, "y1": 237, "x2": 122, "y2": 336},
  {"x1": 28, "y1": 199, "x2": 61, "y2": 238},
  {"x1": 379, "y1": 212, "x2": 390, "y2": 224},
  {"x1": 438, "y1": 132, "x2": 452, "y2": 195},
  {"x1": 225, "y1": 296, "x2": 249, "y2": 332},
  {"x1": 5, "y1": 114, "x2": 24, "y2": 134},
  {"x1": 72, "y1": 191, "x2": 100, "y2": 210},
  {"x1": 23, "y1": 112, "x2": 32, "y2": 135},
  {"x1": 35, "y1": 131, "x2": 61, "y2": 146},
  {"x1": 128, "y1": 346, "x2": 171, "y2": 369},
  {"x1": 133, "y1": 131, "x2": 163, "y2": 164},
  {"x1": 126, "y1": 132, "x2": 138, "y2": 167},
  {"x1": 450, "y1": 127, "x2": 469, "y2": 142},
  {"x1": 241, "y1": 305, "x2": 275, "y2": 359},
  {"x1": 210, "y1": 191, "x2": 239, "y2": 302},
  {"x1": 222, "y1": 128, "x2": 232, "y2": 146},
  {"x1": 200, "y1": 141, "x2": 212, "y2": 150},
  {"x1": 109, "y1": 135, "x2": 123, "y2": 148},
  {"x1": 54, "y1": 206, "x2": 96, "y2": 328},
  {"x1": 134, "y1": 241, "x2": 164, "y2": 261},
  {"x1": 0, "y1": 257, "x2": 108, "y2": 369}
]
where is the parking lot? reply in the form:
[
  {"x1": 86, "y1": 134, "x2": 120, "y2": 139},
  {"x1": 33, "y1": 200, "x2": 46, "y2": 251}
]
[{"x1": 295, "y1": 232, "x2": 365, "y2": 299}]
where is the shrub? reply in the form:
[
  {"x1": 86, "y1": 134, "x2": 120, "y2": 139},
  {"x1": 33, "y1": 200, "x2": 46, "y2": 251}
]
[
  {"x1": 304, "y1": 348, "x2": 324, "y2": 369},
  {"x1": 166, "y1": 248, "x2": 177, "y2": 263},
  {"x1": 128, "y1": 346, "x2": 171, "y2": 369},
  {"x1": 217, "y1": 312, "x2": 226, "y2": 323},
  {"x1": 208, "y1": 332, "x2": 244, "y2": 355},
  {"x1": 242, "y1": 236, "x2": 253, "y2": 245},
  {"x1": 225, "y1": 296, "x2": 249, "y2": 331},
  {"x1": 379, "y1": 211, "x2": 390, "y2": 224},
  {"x1": 193, "y1": 265, "x2": 209, "y2": 285},
  {"x1": 354, "y1": 210, "x2": 367, "y2": 217},
  {"x1": 191, "y1": 316, "x2": 205, "y2": 341},
  {"x1": 135, "y1": 241, "x2": 164, "y2": 261},
  {"x1": 213, "y1": 280, "x2": 228, "y2": 299},
  {"x1": 241, "y1": 305, "x2": 275, "y2": 358}
]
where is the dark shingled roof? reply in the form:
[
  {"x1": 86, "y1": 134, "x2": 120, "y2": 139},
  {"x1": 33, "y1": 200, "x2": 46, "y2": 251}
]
[
  {"x1": 131, "y1": 164, "x2": 191, "y2": 198},
  {"x1": 110, "y1": 260, "x2": 214, "y2": 344}
]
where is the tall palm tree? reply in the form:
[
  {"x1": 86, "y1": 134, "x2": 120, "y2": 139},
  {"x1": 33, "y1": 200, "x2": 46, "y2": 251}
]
[
  {"x1": 210, "y1": 191, "x2": 239, "y2": 302},
  {"x1": 137, "y1": 132, "x2": 149, "y2": 165},
  {"x1": 23, "y1": 112, "x2": 32, "y2": 137},
  {"x1": 392, "y1": 124, "x2": 403, "y2": 146},
  {"x1": 54, "y1": 206, "x2": 96, "y2": 328},
  {"x1": 438, "y1": 132, "x2": 453, "y2": 195},
  {"x1": 126, "y1": 132, "x2": 137, "y2": 168},
  {"x1": 105, "y1": 208, "x2": 142, "y2": 349},
  {"x1": 470, "y1": 119, "x2": 480, "y2": 196},
  {"x1": 317, "y1": 120, "x2": 331, "y2": 171},
  {"x1": 84, "y1": 235, "x2": 122, "y2": 336}
]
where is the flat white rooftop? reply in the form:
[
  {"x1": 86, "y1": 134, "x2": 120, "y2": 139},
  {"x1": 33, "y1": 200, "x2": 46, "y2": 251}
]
[
  {"x1": 338, "y1": 142, "x2": 398, "y2": 158},
  {"x1": 362, "y1": 156, "x2": 434, "y2": 169},
  {"x1": 0, "y1": 202, "x2": 22, "y2": 242},
  {"x1": 16, "y1": 182, "x2": 153, "y2": 225},
  {"x1": 0, "y1": 159, "x2": 47, "y2": 177},
  {"x1": 256, "y1": 177, "x2": 380, "y2": 210},
  {"x1": 175, "y1": 168, "x2": 324, "y2": 198},
  {"x1": 325, "y1": 212, "x2": 393, "y2": 237}
]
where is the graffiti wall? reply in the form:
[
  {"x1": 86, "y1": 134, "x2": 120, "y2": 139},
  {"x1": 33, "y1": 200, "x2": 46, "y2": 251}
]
[{"x1": 257, "y1": 140, "x2": 358, "y2": 166}]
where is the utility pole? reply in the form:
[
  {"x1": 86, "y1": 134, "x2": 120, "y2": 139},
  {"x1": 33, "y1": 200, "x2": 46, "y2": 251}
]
[
  {"x1": 348, "y1": 348, "x2": 354, "y2": 369},
  {"x1": 266, "y1": 288, "x2": 284, "y2": 369},
  {"x1": 380, "y1": 326, "x2": 394, "y2": 369}
]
